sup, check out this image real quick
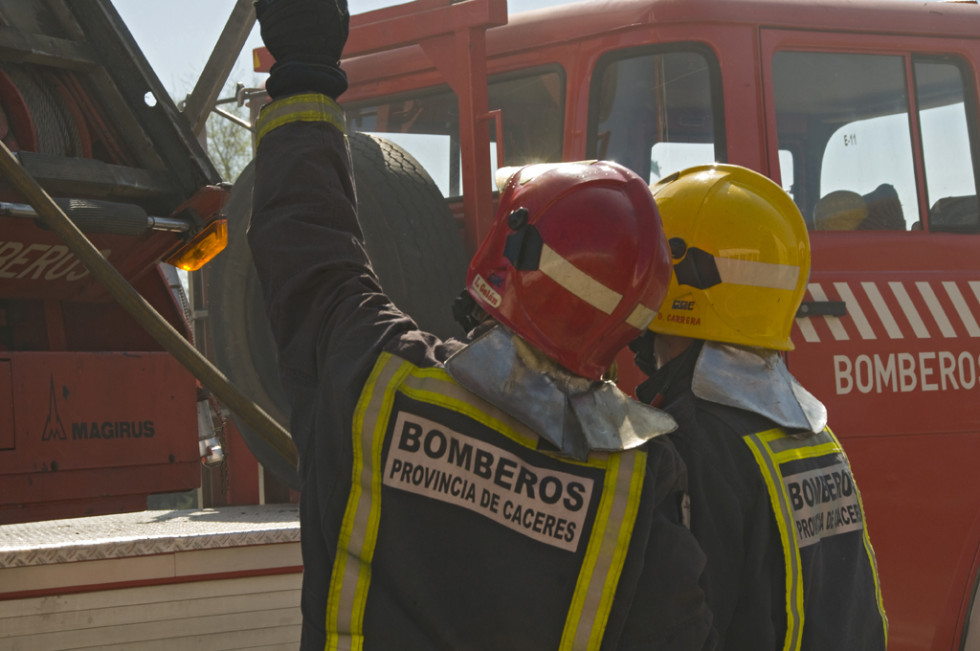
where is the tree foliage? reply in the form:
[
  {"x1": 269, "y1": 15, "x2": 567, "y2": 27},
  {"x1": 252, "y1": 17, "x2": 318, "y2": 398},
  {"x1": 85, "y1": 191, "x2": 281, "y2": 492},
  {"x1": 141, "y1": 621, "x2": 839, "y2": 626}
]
[{"x1": 204, "y1": 78, "x2": 257, "y2": 184}]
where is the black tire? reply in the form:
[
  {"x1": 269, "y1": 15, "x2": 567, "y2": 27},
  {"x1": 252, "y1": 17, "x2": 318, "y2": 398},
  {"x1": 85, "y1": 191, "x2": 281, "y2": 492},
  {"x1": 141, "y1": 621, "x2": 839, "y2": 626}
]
[
  {"x1": 349, "y1": 132, "x2": 468, "y2": 338},
  {"x1": 207, "y1": 133, "x2": 468, "y2": 489}
]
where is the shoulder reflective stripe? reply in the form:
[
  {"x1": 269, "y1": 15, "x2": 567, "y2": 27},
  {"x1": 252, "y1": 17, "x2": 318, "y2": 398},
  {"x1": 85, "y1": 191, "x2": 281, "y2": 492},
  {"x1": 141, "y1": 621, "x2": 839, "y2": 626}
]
[
  {"x1": 743, "y1": 429, "x2": 804, "y2": 651},
  {"x1": 763, "y1": 428, "x2": 835, "y2": 455},
  {"x1": 562, "y1": 450, "x2": 646, "y2": 651},
  {"x1": 326, "y1": 352, "x2": 410, "y2": 651},
  {"x1": 399, "y1": 367, "x2": 541, "y2": 451},
  {"x1": 255, "y1": 92, "x2": 346, "y2": 146}
]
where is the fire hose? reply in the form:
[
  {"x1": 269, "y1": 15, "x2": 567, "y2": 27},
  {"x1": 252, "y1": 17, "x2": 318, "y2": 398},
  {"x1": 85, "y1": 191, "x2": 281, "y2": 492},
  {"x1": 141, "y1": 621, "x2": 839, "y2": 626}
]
[{"x1": 0, "y1": 139, "x2": 299, "y2": 472}]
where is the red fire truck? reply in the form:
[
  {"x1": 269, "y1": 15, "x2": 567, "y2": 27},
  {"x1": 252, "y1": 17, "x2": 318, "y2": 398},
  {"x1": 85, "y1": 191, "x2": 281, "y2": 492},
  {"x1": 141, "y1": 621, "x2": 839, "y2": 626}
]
[
  {"x1": 0, "y1": 0, "x2": 238, "y2": 522},
  {"x1": 216, "y1": 0, "x2": 980, "y2": 647},
  {"x1": 2, "y1": 0, "x2": 979, "y2": 646}
]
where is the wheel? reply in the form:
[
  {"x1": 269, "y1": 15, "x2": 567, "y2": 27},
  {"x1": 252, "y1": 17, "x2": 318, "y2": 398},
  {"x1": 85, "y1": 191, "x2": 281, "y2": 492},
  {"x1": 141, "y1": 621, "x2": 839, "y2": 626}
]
[
  {"x1": 349, "y1": 131, "x2": 468, "y2": 337},
  {"x1": 207, "y1": 133, "x2": 468, "y2": 489}
]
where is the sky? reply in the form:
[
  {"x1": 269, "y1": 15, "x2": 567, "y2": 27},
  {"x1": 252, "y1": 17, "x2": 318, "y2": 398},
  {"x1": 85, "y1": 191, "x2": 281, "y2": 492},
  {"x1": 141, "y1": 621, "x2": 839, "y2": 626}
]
[{"x1": 110, "y1": 0, "x2": 572, "y2": 104}]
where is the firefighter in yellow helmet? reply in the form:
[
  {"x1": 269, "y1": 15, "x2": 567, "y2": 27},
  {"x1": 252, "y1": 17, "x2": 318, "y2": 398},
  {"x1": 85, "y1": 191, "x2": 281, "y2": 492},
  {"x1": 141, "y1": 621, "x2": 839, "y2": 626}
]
[{"x1": 631, "y1": 164, "x2": 888, "y2": 650}]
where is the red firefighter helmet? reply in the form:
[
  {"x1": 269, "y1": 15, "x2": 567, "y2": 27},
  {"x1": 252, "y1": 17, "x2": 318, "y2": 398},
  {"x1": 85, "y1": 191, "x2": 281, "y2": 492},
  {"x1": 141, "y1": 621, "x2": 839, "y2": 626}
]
[{"x1": 466, "y1": 161, "x2": 672, "y2": 380}]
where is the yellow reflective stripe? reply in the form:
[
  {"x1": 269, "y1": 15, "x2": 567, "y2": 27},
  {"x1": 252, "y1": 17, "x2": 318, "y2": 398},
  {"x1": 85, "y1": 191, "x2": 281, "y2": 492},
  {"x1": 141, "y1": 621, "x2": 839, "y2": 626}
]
[
  {"x1": 255, "y1": 92, "x2": 346, "y2": 146},
  {"x1": 745, "y1": 426, "x2": 888, "y2": 649},
  {"x1": 326, "y1": 352, "x2": 409, "y2": 651},
  {"x1": 744, "y1": 429, "x2": 804, "y2": 651},
  {"x1": 864, "y1": 518, "x2": 889, "y2": 646},
  {"x1": 561, "y1": 450, "x2": 646, "y2": 651},
  {"x1": 825, "y1": 431, "x2": 889, "y2": 645}
]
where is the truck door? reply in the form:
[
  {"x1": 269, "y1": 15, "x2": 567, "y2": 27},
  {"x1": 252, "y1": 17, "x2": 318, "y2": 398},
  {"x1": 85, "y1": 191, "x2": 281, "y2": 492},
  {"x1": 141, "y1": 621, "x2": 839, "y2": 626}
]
[
  {"x1": 762, "y1": 30, "x2": 980, "y2": 650},
  {"x1": 584, "y1": 44, "x2": 726, "y2": 390}
]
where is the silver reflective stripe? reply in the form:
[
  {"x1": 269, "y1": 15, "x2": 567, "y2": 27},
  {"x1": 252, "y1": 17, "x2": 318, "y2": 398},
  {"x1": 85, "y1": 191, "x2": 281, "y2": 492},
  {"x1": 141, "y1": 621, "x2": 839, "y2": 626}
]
[
  {"x1": 715, "y1": 256, "x2": 799, "y2": 290},
  {"x1": 326, "y1": 353, "x2": 406, "y2": 651},
  {"x1": 765, "y1": 428, "x2": 835, "y2": 455},
  {"x1": 563, "y1": 450, "x2": 646, "y2": 651}
]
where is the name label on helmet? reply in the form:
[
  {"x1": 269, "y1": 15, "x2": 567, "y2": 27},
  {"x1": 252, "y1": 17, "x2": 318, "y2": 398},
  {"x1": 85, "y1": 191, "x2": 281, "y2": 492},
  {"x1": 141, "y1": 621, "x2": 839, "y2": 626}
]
[
  {"x1": 384, "y1": 411, "x2": 594, "y2": 551},
  {"x1": 662, "y1": 312, "x2": 702, "y2": 326},
  {"x1": 472, "y1": 274, "x2": 502, "y2": 308}
]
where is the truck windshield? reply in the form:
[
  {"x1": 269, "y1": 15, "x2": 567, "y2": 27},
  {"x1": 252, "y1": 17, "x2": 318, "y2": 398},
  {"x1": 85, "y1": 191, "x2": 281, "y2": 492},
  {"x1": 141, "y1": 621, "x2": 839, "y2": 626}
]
[
  {"x1": 344, "y1": 67, "x2": 565, "y2": 199},
  {"x1": 589, "y1": 46, "x2": 723, "y2": 183},
  {"x1": 773, "y1": 51, "x2": 980, "y2": 233}
]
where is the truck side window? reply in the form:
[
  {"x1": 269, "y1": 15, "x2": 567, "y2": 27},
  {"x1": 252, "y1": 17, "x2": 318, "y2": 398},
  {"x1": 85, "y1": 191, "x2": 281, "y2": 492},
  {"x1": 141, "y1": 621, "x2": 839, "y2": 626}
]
[
  {"x1": 773, "y1": 51, "x2": 979, "y2": 233},
  {"x1": 590, "y1": 47, "x2": 723, "y2": 183},
  {"x1": 344, "y1": 68, "x2": 565, "y2": 199},
  {"x1": 774, "y1": 52, "x2": 916, "y2": 231},
  {"x1": 916, "y1": 58, "x2": 980, "y2": 233}
]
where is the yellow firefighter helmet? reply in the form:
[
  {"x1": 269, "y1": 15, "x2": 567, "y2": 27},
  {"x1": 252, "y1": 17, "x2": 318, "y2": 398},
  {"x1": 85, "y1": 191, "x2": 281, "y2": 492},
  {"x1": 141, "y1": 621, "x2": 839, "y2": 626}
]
[{"x1": 648, "y1": 164, "x2": 810, "y2": 350}]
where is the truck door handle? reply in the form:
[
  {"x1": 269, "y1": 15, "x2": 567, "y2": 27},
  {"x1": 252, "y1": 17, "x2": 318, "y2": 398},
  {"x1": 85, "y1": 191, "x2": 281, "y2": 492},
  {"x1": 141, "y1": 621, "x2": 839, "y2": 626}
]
[{"x1": 797, "y1": 300, "x2": 847, "y2": 317}]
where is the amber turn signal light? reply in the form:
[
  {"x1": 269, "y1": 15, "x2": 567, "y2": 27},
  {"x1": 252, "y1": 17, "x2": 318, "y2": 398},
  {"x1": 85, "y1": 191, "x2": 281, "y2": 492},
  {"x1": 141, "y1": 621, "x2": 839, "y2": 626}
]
[{"x1": 166, "y1": 219, "x2": 228, "y2": 271}]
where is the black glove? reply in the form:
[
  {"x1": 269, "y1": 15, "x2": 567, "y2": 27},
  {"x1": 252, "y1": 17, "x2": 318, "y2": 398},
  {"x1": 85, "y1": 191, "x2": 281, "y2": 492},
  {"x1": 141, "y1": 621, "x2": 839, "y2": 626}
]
[{"x1": 255, "y1": 0, "x2": 350, "y2": 99}]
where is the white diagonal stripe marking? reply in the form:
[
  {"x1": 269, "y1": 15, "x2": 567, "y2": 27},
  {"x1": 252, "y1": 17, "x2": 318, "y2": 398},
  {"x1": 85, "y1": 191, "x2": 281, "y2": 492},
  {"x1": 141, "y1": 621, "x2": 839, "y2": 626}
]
[
  {"x1": 968, "y1": 282, "x2": 980, "y2": 332},
  {"x1": 917, "y1": 281, "x2": 956, "y2": 338},
  {"x1": 808, "y1": 283, "x2": 848, "y2": 340},
  {"x1": 944, "y1": 281, "x2": 980, "y2": 337},
  {"x1": 796, "y1": 316, "x2": 820, "y2": 342},
  {"x1": 862, "y1": 282, "x2": 903, "y2": 339},
  {"x1": 834, "y1": 281, "x2": 875, "y2": 340},
  {"x1": 890, "y1": 281, "x2": 929, "y2": 338}
]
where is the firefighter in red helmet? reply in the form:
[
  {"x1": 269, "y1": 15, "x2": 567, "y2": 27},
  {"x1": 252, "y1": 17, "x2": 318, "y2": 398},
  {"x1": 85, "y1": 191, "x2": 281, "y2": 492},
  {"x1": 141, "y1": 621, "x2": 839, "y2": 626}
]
[{"x1": 247, "y1": 0, "x2": 715, "y2": 649}]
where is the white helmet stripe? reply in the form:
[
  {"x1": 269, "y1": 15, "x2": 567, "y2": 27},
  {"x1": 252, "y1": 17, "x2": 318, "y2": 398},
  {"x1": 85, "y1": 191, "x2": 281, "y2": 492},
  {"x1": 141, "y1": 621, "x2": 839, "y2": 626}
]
[
  {"x1": 715, "y1": 257, "x2": 799, "y2": 291},
  {"x1": 539, "y1": 244, "x2": 656, "y2": 330},
  {"x1": 626, "y1": 304, "x2": 657, "y2": 330},
  {"x1": 539, "y1": 244, "x2": 622, "y2": 314}
]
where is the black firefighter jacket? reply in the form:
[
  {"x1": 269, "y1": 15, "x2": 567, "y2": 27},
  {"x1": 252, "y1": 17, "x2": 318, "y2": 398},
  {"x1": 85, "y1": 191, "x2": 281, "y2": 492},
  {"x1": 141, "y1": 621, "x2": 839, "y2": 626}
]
[
  {"x1": 637, "y1": 341, "x2": 888, "y2": 651},
  {"x1": 247, "y1": 93, "x2": 716, "y2": 651}
]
